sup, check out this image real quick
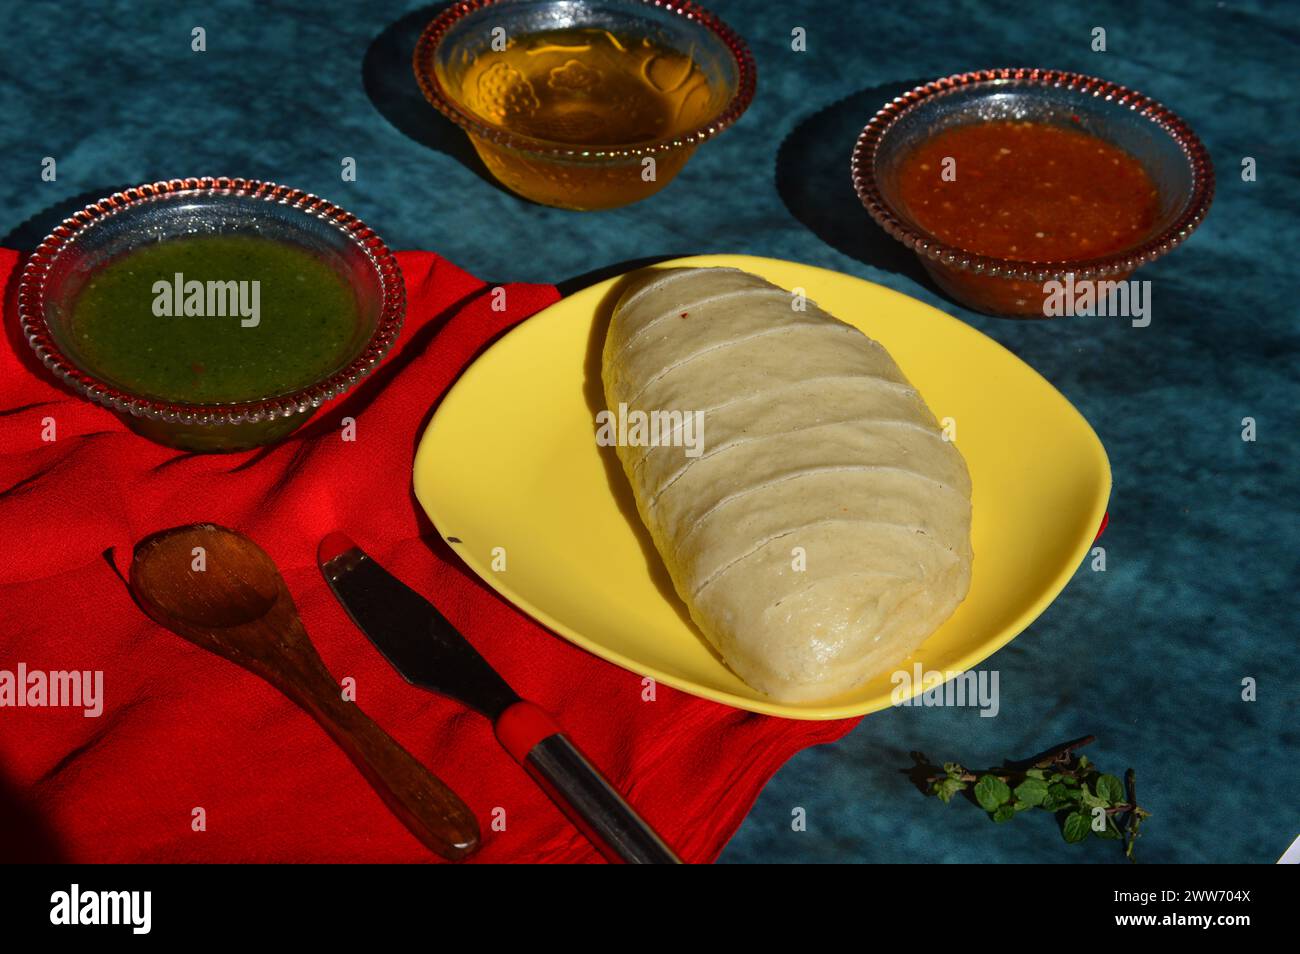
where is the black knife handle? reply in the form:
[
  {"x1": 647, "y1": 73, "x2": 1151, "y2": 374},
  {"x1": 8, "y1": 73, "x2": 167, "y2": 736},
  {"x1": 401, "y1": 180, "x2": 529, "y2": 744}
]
[{"x1": 496, "y1": 702, "x2": 681, "y2": 864}]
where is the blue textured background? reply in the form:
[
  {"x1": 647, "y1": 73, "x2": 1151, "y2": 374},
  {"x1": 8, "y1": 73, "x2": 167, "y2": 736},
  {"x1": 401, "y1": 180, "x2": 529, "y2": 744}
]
[{"x1": 1, "y1": 0, "x2": 1295, "y2": 863}]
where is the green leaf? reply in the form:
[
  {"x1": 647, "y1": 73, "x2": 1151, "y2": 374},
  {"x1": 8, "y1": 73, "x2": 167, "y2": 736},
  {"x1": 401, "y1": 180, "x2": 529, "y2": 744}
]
[
  {"x1": 934, "y1": 778, "x2": 966, "y2": 804},
  {"x1": 1048, "y1": 782, "x2": 1077, "y2": 805},
  {"x1": 918, "y1": 743, "x2": 1145, "y2": 860},
  {"x1": 1079, "y1": 784, "x2": 1106, "y2": 810},
  {"x1": 974, "y1": 774, "x2": 1012, "y2": 812},
  {"x1": 1062, "y1": 812, "x2": 1091, "y2": 844},
  {"x1": 1097, "y1": 817, "x2": 1123, "y2": 840},
  {"x1": 1014, "y1": 777, "x2": 1049, "y2": 808},
  {"x1": 1096, "y1": 774, "x2": 1125, "y2": 804}
]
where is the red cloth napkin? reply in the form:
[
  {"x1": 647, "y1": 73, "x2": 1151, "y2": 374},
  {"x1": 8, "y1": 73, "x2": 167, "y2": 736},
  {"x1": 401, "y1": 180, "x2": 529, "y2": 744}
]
[{"x1": 0, "y1": 247, "x2": 860, "y2": 863}]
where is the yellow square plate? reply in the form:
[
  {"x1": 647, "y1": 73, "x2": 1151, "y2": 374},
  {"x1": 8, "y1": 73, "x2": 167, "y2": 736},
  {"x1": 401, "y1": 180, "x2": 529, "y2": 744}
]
[{"x1": 414, "y1": 255, "x2": 1110, "y2": 719}]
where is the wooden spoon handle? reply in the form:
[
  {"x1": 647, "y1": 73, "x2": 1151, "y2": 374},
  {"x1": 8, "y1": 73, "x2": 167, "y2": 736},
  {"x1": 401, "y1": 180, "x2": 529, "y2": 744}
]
[{"x1": 296, "y1": 682, "x2": 480, "y2": 861}]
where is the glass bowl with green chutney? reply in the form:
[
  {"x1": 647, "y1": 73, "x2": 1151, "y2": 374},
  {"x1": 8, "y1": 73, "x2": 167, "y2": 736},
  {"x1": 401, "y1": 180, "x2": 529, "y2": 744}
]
[{"x1": 17, "y1": 177, "x2": 405, "y2": 451}]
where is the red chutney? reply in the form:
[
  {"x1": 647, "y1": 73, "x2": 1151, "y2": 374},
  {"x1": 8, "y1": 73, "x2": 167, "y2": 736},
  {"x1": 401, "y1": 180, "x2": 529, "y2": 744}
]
[{"x1": 896, "y1": 120, "x2": 1160, "y2": 262}]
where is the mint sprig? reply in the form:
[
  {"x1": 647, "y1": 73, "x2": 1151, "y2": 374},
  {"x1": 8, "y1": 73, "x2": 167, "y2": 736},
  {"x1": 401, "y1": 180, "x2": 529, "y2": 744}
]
[{"x1": 916, "y1": 735, "x2": 1151, "y2": 861}]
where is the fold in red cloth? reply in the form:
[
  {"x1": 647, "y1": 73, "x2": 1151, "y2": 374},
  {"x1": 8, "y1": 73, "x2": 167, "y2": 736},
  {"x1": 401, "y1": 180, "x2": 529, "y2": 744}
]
[{"x1": 0, "y1": 248, "x2": 860, "y2": 863}]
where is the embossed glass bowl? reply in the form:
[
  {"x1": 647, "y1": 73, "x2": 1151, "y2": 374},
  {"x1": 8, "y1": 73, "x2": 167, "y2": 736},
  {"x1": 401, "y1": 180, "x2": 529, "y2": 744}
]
[
  {"x1": 17, "y1": 177, "x2": 405, "y2": 452},
  {"x1": 852, "y1": 68, "x2": 1214, "y2": 317},
  {"x1": 414, "y1": 0, "x2": 756, "y2": 210}
]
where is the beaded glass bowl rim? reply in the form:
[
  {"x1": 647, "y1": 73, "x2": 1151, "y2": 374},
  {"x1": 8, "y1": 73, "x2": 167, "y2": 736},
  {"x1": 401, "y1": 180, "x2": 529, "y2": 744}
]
[
  {"x1": 412, "y1": 0, "x2": 757, "y2": 160},
  {"x1": 851, "y1": 68, "x2": 1216, "y2": 284},
  {"x1": 16, "y1": 177, "x2": 406, "y2": 426}
]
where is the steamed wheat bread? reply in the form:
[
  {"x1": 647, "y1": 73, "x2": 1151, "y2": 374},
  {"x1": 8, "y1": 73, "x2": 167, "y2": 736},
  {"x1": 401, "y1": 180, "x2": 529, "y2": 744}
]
[{"x1": 601, "y1": 267, "x2": 973, "y2": 702}]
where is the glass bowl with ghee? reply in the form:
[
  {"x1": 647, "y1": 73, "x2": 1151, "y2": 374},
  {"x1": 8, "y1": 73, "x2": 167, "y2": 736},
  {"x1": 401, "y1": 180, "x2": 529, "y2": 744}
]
[
  {"x1": 852, "y1": 68, "x2": 1214, "y2": 317},
  {"x1": 413, "y1": 0, "x2": 756, "y2": 210},
  {"x1": 17, "y1": 177, "x2": 405, "y2": 451}
]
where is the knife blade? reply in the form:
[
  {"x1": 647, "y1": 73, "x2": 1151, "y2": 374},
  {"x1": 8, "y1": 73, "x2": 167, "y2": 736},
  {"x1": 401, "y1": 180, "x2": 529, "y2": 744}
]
[{"x1": 318, "y1": 532, "x2": 682, "y2": 865}]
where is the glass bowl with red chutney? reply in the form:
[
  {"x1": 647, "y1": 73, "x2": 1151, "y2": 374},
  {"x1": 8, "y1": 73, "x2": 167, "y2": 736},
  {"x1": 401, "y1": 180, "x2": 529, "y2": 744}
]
[{"x1": 852, "y1": 68, "x2": 1214, "y2": 317}]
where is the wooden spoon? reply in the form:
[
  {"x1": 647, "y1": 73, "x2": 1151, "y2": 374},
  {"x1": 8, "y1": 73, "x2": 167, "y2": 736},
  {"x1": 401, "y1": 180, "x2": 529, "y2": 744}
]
[{"x1": 129, "y1": 523, "x2": 480, "y2": 861}]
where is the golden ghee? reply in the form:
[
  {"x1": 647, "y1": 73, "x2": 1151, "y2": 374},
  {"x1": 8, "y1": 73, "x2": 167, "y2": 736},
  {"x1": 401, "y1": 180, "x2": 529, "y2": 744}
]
[{"x1": 451, "y1": 28, "x2": 716, "y2": 209}]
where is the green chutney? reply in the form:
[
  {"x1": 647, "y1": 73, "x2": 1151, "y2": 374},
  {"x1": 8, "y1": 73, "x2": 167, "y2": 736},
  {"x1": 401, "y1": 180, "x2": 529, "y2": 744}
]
[{"x1": 69, "y1": 235, "x2": 364, "y2": 403}]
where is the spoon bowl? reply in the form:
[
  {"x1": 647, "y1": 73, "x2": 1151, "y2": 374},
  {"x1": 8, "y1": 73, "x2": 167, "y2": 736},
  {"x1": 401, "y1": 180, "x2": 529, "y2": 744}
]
[{"x1": 132, "y1": 525, "x2": 280, "y2": 628}]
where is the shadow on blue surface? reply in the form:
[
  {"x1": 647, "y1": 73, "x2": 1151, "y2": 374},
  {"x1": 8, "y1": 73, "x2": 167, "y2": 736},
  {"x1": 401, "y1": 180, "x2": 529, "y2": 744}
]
[
  {"x1": 361, "y1": 3, "x2": 513, "y2": 197},
  {"x1": 2, "y1": 186, "x2": 124, "y2": 251},
  {"x1": 776, "y1": 79, "x2": 954, "y2": 300}
]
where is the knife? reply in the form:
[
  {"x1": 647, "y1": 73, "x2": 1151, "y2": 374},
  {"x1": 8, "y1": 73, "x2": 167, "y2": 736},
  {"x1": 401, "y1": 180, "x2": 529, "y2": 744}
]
[{"x1": 318, "y1": 532, "x2": 682, "y2": 865}]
